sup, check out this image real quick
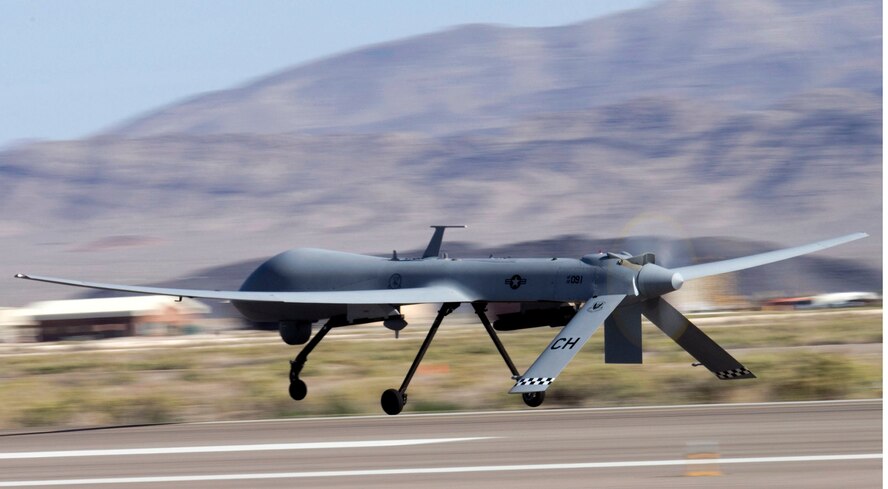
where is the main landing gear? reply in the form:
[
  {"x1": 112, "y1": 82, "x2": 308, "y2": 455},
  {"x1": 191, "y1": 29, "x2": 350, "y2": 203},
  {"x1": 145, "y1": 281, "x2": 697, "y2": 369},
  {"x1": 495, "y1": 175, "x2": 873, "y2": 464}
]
[
  {"x1": 380, "y1": 302, "x2": 459, "y2": 415},
  {"x1": 285, "y1": 301, "x2": 547, "y2": 414}
]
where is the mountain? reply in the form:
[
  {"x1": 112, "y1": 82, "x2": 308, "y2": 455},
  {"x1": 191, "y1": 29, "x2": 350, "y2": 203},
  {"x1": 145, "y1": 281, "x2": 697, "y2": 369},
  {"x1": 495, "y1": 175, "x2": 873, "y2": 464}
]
[
  {"x1": 107, "y1": 0, "x2": 880, "y2": 138},
  {"x1": 0, "y1": 0, "x2": 881, "y2": 307}
]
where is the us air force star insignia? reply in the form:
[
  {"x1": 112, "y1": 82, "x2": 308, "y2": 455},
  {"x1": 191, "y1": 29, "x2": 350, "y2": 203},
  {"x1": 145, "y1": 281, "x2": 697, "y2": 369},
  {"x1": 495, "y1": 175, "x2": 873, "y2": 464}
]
[
  {"x1": 505, "y1": 274, "x2": 527, "y2": 290},
  {"x1": 387, "y1": 273, "x2": 402, "y2": 289},
  {"x1": 589, "y1": 301, "x2": 605, "y2": 312}
]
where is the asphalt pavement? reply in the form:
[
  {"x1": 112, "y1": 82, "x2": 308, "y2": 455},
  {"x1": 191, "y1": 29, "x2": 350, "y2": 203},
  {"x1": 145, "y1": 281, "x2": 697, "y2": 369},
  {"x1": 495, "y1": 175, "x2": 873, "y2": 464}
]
[{"x1": 0, "y1": 399, "x2": 881, "y2": 488}]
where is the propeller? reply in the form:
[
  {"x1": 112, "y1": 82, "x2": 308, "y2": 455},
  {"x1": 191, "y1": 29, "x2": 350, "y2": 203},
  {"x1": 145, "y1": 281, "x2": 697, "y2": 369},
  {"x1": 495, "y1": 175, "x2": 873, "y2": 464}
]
[
  {"x1": 601, "y1": 251, "x2": 752, "y2": 378},
  {"x1": 600, "y1": 232, "x2": 868, "y2": 376}
]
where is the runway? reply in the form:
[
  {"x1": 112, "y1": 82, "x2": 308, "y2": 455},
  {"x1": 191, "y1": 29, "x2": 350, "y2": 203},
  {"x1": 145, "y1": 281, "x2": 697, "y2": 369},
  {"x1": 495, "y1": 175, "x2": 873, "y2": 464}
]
[{"x1": 0, "y1": 399, "x2": 881, "y2": 488}]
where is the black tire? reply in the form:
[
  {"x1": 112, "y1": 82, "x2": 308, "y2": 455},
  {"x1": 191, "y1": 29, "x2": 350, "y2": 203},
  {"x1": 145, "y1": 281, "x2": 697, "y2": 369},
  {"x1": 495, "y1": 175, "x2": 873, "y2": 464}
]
[
  {"x1": 522, "y1": 391, "x2": 545, "y2": 408},
  {"x1": 381, "y1": 388, "x2": 405, "y2": 415},
  {"x1": 279, "y1": 322, "x2": 312, "y2": 345},
  {"x1": 289, "y1": 379, "x2": 307, "y2": 401}
]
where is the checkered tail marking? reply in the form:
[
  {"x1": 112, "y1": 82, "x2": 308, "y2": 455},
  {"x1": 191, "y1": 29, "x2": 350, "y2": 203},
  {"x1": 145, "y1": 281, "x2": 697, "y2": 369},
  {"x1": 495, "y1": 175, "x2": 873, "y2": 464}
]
[
  {"x1": 716, "y1": 368, "x2": 755, "y2": 379},
  {"x1": 515, "y1": 377, "x2": 554, "y2": 386}
]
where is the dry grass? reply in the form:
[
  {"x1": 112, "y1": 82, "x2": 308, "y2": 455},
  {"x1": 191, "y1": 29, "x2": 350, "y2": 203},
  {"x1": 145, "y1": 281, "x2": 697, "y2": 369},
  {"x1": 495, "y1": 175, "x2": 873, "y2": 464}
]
[{"x1": 0, "y1": 309, "x2": 880, "y2": 429}]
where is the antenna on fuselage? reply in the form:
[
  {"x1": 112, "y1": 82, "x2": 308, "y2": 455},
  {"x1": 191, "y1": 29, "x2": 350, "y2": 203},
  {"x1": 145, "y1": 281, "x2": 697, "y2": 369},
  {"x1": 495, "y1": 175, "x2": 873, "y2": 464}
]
[{"x1": 422, "y1": 225, "x2": 466, "y2": 259}]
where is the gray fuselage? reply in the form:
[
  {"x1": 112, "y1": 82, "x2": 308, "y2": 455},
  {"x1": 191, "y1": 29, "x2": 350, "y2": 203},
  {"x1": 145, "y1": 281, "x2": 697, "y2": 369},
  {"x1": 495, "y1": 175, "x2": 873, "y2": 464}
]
[{"x1": 232, "y1": 248, "x2": 635, "y2": 322}]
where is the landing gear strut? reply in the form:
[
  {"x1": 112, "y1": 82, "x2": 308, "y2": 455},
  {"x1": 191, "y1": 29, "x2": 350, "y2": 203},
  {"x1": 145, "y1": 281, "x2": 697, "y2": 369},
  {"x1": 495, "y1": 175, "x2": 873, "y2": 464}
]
[
  {"x1": 471, "y1": 303, "x2": 520, "y2": 379},
  {"x1": 381, "y1": 302, "x2": 459, "y2": 415},
  {"x1": 288, "y1": 319, "x2": 335, "y2": 401},
  {"x1": 286, "y1": 302, "x2": 546, "y2": 413},
  {"x1": 472, "y1": 302, "x2": 546, "y2": 409}
]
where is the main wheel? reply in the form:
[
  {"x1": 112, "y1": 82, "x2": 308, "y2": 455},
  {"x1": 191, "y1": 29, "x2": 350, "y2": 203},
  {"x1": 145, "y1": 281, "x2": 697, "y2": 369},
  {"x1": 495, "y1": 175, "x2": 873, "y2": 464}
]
[
  {"x1": 279, "y1": 321, "x2": 312, "y2": 345},
  {"x1": 522, "y1": 391, "x2": 545, "y2": 408},
  {"x1": 380, "y1": 388, "x2": 405, "y2": 415},
  {"x1": 289, "y1": 379, "x2": 307, "y2": 401}
]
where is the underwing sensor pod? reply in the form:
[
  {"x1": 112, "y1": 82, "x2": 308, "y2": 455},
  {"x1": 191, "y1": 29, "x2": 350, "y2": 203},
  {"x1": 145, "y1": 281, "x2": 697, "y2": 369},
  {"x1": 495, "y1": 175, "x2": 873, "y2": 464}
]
[{"x1": 15, "y1": 226, "x2": 867, "y2": 415}]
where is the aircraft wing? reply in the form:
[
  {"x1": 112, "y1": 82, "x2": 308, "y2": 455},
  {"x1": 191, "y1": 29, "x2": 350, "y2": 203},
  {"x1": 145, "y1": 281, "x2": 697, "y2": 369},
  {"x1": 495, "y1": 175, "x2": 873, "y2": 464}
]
[
  {"x1": 510, "y1": 294, "x2": 625, "y2": 394},
  {"x1": 673, "y1": 232, "x2": 868, "y2": 281},
  {"x1": 13, "y1": 274, "x2": 476, "y2": 305}
]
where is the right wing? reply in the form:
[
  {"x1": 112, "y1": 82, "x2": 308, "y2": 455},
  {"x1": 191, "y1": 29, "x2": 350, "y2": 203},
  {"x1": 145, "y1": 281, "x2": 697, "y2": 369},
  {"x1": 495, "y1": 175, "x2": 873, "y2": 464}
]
[
  {"x1": 673, "y1": 232, "x2": 868, "y2": 281},
  {"x1": 13, "y1": 274, "x2": 476, "y2": 305}
]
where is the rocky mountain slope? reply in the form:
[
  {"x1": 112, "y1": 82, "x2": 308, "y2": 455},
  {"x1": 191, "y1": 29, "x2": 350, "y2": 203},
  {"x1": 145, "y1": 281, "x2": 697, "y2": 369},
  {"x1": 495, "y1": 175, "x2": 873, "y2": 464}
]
[
  {"x1": 108, "y1": 0, "x2": 880, "y2": 137},
  {"x1": 1, "y1": 0, "x2": 880, "y2": 306}
]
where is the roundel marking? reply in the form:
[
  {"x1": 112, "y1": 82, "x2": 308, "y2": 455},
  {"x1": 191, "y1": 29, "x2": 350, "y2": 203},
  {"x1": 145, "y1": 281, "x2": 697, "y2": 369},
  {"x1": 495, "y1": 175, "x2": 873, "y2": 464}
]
[
  {"x1": 388, "y1": 273, "x2": 402, "y2": 289},
  {"x1": 505, "y1": 274, "x2": 527, "y2": 290}
]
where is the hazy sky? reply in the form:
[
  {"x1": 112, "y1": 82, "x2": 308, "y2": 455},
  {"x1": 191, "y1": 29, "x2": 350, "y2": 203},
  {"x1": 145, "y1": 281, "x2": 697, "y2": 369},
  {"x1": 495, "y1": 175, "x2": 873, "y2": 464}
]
[{"x1": 0, "y1": 0, "x2": 653, "y2": 149}]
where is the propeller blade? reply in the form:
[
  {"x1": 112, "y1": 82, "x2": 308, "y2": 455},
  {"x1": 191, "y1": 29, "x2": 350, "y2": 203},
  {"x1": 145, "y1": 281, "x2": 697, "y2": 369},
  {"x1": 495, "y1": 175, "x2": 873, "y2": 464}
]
[{"x1": 641, "y1": 297, "x2": 755, "y2": 380}]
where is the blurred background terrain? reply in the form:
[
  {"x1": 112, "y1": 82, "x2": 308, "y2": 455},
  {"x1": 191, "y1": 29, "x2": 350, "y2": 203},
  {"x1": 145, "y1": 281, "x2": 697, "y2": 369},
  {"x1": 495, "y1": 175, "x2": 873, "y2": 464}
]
[
  {"x1": 0, "y1": 307, "x2": 881, "y2": 427},
  {"x1": 0, "y1": 0, "x2": 880, "y2": 308}
]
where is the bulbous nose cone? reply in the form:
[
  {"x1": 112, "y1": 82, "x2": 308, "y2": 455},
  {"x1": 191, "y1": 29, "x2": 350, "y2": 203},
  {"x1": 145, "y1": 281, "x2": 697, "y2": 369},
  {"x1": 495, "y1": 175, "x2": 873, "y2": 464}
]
[
  {"x1": 239, "y1": 249, "x2": 312, "y2": 292},
  {"x1": 636, "y1": 263, "x2": 683, "y2": 297}
]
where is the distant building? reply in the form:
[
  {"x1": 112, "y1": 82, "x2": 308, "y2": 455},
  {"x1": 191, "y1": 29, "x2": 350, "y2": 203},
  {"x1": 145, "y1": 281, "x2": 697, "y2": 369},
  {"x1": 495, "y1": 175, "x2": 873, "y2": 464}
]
[
  {"x1": 808, "y1": 292, "x2": 881, "y2": 308},
  {"x1": 761, "y1": 292, "x2": 881, "y2": 310},
  {"x1": 7, "y1": 296, "x2": 210, "y2": 342},
  {"x1": 0, "y1": 308, "x2": 34, "y2": 343}
]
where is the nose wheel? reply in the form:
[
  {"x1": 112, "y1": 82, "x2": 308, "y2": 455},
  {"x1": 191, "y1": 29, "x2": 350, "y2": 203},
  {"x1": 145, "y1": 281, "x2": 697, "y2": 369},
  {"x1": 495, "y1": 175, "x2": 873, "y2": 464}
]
[
  {"x1": 286, "y1": 320, "x2": 335, "y2": 402},
  {"x1": 289, "y1": 378, "x2": 307, "y2": 401}
]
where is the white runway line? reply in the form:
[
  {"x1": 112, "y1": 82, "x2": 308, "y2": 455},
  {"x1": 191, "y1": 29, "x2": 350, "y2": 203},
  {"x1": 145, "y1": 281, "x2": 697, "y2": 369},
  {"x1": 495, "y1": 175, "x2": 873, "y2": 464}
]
[
  {"x1": 0, "y1": 453, "x2": 880, "y2": 486},
  {"x1": 193, "y1": 398, "x2": 882, "y2": 425},
  {"x1": 0, "y1": 437, "x2": 491, "y2": 460}
]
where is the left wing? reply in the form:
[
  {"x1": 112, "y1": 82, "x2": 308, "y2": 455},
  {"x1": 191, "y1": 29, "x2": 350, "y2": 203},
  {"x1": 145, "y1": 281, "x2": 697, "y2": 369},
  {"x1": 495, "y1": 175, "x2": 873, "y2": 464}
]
[
  {"x1": 511, "y1": 294, "x2": 625, "y2": 393},
  {"x1": 13, "y1": 274, "x2": 476, "y2": 305}
]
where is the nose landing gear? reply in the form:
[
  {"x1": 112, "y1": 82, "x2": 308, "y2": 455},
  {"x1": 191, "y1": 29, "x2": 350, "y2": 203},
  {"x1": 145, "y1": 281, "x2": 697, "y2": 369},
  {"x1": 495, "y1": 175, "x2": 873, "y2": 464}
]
[{"x1": 287, "y1": 320, "x2": 335, "y2": 401}]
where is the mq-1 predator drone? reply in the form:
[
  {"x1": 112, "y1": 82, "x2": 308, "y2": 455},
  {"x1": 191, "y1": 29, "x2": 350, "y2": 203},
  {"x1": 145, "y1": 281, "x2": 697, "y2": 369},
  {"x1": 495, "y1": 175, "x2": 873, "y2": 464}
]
[{"x1": 16, "y1": 226, "x2": 867, "y2": 415}]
